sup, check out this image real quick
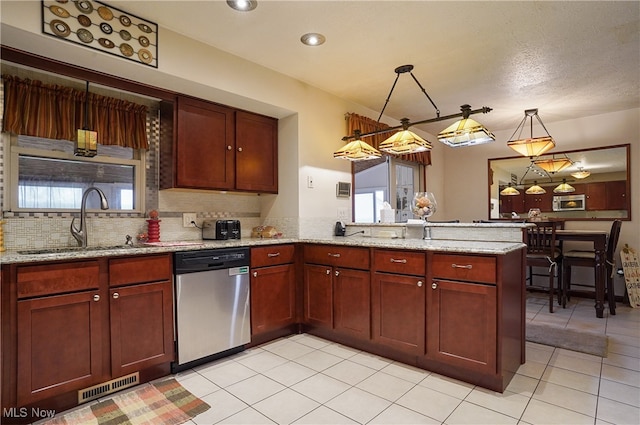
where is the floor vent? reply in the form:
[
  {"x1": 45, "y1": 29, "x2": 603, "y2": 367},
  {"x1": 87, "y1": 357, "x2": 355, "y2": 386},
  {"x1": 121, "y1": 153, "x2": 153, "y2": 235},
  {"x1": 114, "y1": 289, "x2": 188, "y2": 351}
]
[{"x1": 78, "y1": 372, "x2": 139, "y2": 404}]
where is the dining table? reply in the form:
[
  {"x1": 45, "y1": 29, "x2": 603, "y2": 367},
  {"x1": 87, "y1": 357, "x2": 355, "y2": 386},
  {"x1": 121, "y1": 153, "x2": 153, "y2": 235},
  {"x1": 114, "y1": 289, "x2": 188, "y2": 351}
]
[{"x1": 556, "y1": 229, "x2": 612, "y2": 318}]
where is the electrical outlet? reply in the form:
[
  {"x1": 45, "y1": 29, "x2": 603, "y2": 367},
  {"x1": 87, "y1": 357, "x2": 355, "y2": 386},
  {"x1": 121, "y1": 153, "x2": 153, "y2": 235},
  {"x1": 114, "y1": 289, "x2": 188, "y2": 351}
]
[
  {"x1": 307, "y1": 175, "x2": 314, "y2": 188},
  {"x1": 182, "y1": 213, "x2": 197, "y2": 227},
  {"x1": 337, "y1": 207, "x2": 349, "y2": 220}
]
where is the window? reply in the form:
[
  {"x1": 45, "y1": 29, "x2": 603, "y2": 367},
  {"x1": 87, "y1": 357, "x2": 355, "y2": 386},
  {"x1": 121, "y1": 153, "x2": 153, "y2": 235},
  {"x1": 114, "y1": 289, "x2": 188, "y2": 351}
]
[{"x1": 5, "y1": 135, "x2": 144, "y2": 213}]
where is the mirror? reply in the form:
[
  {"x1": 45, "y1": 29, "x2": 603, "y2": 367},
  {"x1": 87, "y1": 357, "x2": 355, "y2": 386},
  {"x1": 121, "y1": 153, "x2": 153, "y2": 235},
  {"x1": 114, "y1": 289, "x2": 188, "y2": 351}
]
[{"x1": 488, "y1": 144, "x2": 630, "y2": 221}]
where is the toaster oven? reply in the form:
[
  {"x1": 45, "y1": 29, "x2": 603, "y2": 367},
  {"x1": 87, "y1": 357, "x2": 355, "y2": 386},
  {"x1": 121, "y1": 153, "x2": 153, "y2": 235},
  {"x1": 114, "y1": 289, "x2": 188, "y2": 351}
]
[{"x1": 202, "y1": 219, "x2": 241, "y2": 240}]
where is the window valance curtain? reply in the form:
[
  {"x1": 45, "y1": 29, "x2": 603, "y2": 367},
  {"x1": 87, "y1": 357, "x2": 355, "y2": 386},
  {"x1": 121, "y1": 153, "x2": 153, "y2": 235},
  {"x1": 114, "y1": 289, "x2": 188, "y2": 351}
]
[
  {"x1": 346, "y1": 113, "x2": 431, "y2": 166},
  {"x1": 2, "y1": 75, "x2": 149, "y2": 150}
]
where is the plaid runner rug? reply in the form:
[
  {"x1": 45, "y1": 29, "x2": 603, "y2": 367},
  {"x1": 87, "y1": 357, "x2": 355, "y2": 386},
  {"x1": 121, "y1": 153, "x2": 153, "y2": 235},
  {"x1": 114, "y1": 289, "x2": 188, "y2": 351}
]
[{"x1": 42, "y1": 378, "x2": 210, "y2": 425}]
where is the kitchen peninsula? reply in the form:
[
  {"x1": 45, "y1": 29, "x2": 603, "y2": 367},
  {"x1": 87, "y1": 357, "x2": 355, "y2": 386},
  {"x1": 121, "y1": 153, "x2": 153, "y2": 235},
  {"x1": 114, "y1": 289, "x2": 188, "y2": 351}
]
[{"x1": 1, "y1": 224, "x2": 526, "y2": 422}]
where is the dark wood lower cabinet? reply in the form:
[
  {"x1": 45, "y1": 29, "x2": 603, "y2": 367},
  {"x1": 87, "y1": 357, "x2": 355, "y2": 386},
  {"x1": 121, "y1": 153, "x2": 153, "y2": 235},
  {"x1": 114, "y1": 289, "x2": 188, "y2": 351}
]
[
  {"x1": 303, "y1": 264, "x2": 333, "y2": 329},
  {"x1": 251, "y1": 263, "x2": 296, "y2": 336},
  {"x1": 333, "y1": 268, "x2": 370, "y2": 339}
]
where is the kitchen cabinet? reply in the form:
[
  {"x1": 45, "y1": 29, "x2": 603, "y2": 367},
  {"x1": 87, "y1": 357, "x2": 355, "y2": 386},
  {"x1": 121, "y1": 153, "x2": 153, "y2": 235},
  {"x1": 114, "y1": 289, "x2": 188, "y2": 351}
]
[
  {"x1": 605, "y1": 180, "x2": 627, "y2": 210},
  {"x1": 160, "y1": 96, "x2": 278, "y2": 193},
  {"x1": 585, "y1": 182, "x2": 607, "y2": 211},
  {"x1": 499, "y1": 192, "x2": 525, "y2": 214},
  {"x1": 423, "y1": 251, "x2": 524, "y2": 391},
  {"x1": 372, "y1": 249, "x2": 426, "y2": 356},
  {"x1": 524, "y1": 189, "x2": 553, "y2": 212},
  {"x1": 303, "y1": 245, "x2": 370, "y2": 339},
  {"x1": 2, "y1": 254, "x2": 174, "y2": 419},
  {"x1": 250, "y1": 245, "x2": 297, "y2": 342}
]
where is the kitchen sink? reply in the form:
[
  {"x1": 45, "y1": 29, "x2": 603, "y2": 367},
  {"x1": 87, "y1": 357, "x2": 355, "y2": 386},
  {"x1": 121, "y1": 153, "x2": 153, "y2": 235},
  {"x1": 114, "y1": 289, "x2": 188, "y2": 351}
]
[{"x1": 18, "y1": 245, "x2": 134, "y2": 255}]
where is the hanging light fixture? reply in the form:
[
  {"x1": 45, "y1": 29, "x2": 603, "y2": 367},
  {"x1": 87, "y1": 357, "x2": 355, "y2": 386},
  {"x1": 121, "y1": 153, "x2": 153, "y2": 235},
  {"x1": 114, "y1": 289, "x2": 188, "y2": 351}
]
[
  {"x1": 437, "y1": 104, "x2": 495, "y2": 147},
  {"x1": 525, "y1": 181, "x2": 546, "y2": 195},
  {"x1": 507, "y1": 109, "x2": 555, "y2": 157},
  {"x1": 337, "y1": 65, "x2": 493, "y2": 161},
  {"x1": 75, "y1": 81, "x2": 97, "y2": 157},
  {"x1": 379, "y1": 118, "x2": 432, "y2": 154},
  {"x1": 500, "y1": 183, "x2": 520, "y2": 196},
  {"x1": 534, "y1": 154, "x2": 573, "y2": 174},
  {"x1": 571, "y1": 162, "x2": 591, "y2": 179},
  {"x1": 333, "y1": 130, "x2": 381, "y2": 161},
  {"x1": 553, "y1": 178, "x2": 575, "y2": 193}
]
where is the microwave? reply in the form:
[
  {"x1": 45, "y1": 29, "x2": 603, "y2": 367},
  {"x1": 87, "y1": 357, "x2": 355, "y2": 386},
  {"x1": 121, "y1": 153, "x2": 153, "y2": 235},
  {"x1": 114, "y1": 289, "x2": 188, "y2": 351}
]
[{"x1": 553, "y1": 194, "x2": 586, "y2": 211}]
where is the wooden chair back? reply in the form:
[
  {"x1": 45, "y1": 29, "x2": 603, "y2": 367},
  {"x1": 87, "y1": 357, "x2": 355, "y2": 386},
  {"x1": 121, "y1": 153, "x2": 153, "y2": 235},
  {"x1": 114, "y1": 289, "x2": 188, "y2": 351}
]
[{"x1": 526, "y1": 221, "x2": 563, "y2": 257}]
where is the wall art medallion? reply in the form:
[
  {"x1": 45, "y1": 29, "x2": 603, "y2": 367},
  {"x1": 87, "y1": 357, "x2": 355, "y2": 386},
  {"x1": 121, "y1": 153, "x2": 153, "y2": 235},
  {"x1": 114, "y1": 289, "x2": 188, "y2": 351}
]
[{"x1": 42, "y1": 0, "x2": 158, "y2": 68}]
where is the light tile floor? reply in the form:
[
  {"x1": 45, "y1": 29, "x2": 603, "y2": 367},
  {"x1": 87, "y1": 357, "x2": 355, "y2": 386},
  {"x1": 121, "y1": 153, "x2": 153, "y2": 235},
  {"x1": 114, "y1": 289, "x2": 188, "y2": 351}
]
[
  {"x1": 171, "y1": 293, "x2": 639, "y2": 425},
  {"x1": 38, "y1": 293, "x2": 640, "y2": 425}
]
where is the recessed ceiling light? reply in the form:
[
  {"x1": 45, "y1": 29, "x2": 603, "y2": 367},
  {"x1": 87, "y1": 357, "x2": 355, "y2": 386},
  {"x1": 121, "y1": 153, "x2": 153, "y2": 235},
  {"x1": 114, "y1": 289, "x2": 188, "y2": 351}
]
[
  {"x1": 300, "y1": 33, "x2": 326, "y2": 46},
  {"x1": 227, "y1": 0, "x2": 257, "y2": 12}
]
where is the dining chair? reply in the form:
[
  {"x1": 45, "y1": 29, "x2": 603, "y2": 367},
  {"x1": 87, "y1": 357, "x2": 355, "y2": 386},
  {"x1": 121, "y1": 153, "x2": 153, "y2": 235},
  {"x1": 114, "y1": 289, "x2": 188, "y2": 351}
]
[
  {"x1": 525, "y1": 221, "x2": 564, "y2": 313},
  {"x1": 562, "y1": 220, "x2": 622, "y2": 313}
]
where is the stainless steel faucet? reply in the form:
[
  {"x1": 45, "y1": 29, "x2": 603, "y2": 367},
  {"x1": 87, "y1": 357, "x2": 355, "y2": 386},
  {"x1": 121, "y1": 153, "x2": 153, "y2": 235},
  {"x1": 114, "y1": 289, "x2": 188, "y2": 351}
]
[{"x1": 71, "y1": 187, "x2": 109, "y2": 247}]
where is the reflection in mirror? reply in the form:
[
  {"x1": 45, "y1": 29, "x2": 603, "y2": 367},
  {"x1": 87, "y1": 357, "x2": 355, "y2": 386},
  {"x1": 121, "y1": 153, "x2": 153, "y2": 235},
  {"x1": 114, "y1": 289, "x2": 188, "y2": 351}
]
[{"x1": 488, "y1": 144, "x2": 630, "y2": 221}]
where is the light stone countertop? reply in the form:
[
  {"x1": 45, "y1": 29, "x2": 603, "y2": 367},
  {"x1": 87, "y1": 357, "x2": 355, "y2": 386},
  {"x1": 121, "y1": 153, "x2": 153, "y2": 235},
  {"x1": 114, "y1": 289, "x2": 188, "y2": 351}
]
[{"x1": 0, "y1": 235, "x2": 525, "y2": 264}]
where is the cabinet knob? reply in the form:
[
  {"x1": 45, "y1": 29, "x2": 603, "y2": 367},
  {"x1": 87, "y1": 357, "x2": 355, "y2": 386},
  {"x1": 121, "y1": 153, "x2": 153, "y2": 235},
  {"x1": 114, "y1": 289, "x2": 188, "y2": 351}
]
[
  {"x1": 431, "y1": 282, "x2": 437, "y2": 289},
  {"x1": 326, "y1": 269, "x2": 331, "y2": 275},
  {"x1": 93, "y1": 294, "x2": 100, "y2": 302},
  {"x1": 417, "y1": 280, "x2": 423, "y2": 287},
  {"x1": 335, "y1": 270, "x2": 340, "y2": 276},
  {"x1": 227, "y1": 145, "x2": 232, "y2": 150},
  {"x1": 112, "y1": 292, "x2": 119, "y2": 299},
  {"x1": 253, "y1": 271, "x2": 258, "y2": 277},
  {"x1": 237, "y1": 147, "x2": 243, "y2": 152}
]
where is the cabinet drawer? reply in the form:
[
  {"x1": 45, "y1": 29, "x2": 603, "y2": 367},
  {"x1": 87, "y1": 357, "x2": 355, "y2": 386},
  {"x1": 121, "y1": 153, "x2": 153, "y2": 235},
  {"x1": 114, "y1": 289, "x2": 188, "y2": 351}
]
[
  {"x1": 304, "y1": 244, "x2": 370, "y2": 270},
  {"x1": 432, "y1": 253, "x2": 496, "y2": 284},
  {"x1": 109, "y1": 254, "x2": 172, "y2": 287},
  {"x1": 17, "y1": 261, "x2": 100, "y2": 299},
  {"x1": 251, "y1": 244, "x2": 295, "y2": 268},
  {"x1": 373, "y1": 249, "x2": 425, "y2": 276}
]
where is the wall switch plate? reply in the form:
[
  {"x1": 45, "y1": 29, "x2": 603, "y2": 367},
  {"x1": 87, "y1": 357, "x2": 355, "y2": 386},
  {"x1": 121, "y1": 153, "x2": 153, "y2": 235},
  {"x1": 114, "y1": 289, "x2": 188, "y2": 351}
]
[
  {"x1": 337, "y1": 207, "x2": 349, "y2": 220},
  {"x1": 307, "y1": 175, "x2": 314, "y2": 188},
  {"x1": 182, "y1": 213, "x2": 197, "y2": 227}
]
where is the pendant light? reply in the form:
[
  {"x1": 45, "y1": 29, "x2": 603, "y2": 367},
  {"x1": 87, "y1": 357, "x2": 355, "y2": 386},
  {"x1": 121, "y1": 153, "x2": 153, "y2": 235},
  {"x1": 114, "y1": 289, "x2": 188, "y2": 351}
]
[
  {"x1": 525, "y1": 181, "x2": 546, "y2": 195},
  {"x1": 75, "y1": 81, "x2": 97, "y2": 157},
  {"x1": 534, "y1": 155, "x2": 573, "y2": 174},
  {"x1": 507, "y1": 109, "x2": 555, "y2": 157},
  {"x1": 500, "y1": 183, "x2": 520, "y2": 196},
  {"x1": 553, "y1": 179, "x2": 575, "y2": 193},
  {"x1": 437, "y1": 105, "x2": 495, "y2": 147},
  {"x1": 571, "y1": 162, "x2": 591, "y2": 179},
  {"x1": 379, "y1": 118, "x2": 432, "y2": 154},
  {"x1": 333, "y1": 130, "x2": 381, "y2": 161}
]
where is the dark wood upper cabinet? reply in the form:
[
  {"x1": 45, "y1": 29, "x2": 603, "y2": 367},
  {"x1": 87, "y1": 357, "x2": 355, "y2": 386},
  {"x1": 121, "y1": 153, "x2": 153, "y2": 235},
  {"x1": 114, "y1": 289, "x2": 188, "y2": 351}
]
[{"x1": 235, "y1": 111, "x2": 278, "y2": 193}]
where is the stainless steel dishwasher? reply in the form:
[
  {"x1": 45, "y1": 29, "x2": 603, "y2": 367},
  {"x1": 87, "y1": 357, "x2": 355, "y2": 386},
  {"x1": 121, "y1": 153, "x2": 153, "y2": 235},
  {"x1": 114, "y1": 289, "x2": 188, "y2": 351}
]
[{"x1": 173, "y1": 247, "x2": 250, "y2": 371}]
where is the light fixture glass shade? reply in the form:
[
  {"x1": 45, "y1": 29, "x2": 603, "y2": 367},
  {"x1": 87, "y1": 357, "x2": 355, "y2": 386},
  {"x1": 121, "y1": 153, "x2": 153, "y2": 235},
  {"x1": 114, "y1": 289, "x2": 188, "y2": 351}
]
[
  {"x1": 333, "y1": 139, "x2": 381, "y2": 161},
  {"x1": 571, "y1": 169, "x2": 591, "y2": 179},
  {"x1": 500, "y1": 184, "x2": 520, "y2": 196},
  {"x1": 437, "y1": 117, "x2": 495, "y2": 147},
  {"x1": 553, "y1": 180, "x2": 575, "y2": 193},
  {"x1": 379, "y1": 129, "x2": 432, "y2": 154},
  {"x1": 534, "y1": 157, "x2": 573, "y2": 173},
  {"x1": 507, "y1": 136, "x2": 555, "y2": 157},
  {"x1": 525, "y1": 182, "x2": 546, "y2": 195},
  {"x1": 75, "y1": 129, "x2": 98, "y2": 157}
]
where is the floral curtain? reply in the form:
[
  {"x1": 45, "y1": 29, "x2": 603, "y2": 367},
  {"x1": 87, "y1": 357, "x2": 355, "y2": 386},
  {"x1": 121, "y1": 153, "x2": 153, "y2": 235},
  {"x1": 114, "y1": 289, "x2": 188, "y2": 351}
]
[
  {"x1": 2, "y1": 75, "x2": 149, "y2": 150},
  {"x1": 346, "y1": 113, "x2": 431, "y2": 166}
]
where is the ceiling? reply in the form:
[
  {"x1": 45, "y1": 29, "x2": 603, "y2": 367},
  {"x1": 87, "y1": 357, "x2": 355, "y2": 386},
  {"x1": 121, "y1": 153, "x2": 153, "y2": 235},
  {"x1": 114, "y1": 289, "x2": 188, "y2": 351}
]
[{"x1": 107, "y1": 1, "x2": 639, "y2": 135}]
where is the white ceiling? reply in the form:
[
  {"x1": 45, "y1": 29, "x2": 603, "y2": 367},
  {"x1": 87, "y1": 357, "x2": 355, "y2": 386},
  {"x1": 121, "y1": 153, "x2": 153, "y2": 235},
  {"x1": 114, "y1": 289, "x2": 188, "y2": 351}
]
[{"x1": 107, "y1": 1, "x2": 639, "y2": 135}]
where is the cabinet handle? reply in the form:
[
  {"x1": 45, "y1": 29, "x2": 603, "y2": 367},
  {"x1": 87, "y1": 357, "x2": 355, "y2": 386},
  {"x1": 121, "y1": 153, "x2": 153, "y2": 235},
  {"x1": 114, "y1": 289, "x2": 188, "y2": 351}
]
[
  {"x1": 227, "y1": 145, "x2": 232, "y2": 150},
  {"x1": 431, "y1": 282, "x2": 437, "y2": 289},
  {"x1": 112, "y1": 292, "x2": 119, "y2": 299},
  {"x1": 267, "y1": 252, "x2": 280, "y2": 257},
  {"x1": 417, "y1": 280, "x2": 423, "y2": 287},
  {"x1": 253, "y1": 271, "x2": 258, "y2": 277},
  {"x1": 237, "y1": 147, "x2": 243, "y2": 152},
  {"x1": 335, "y1": 270, "x2": 340, "y2": 276},
  {"x1": 452, "y1": 264, "x2": 473, "y2": 269},
  {"x1": 328, "y1": 253, "x2": 341, "y2": 258},
  {"x1": 93, "y1": 294, "x2": 100, "y2": 302},
  {"x1": 326, "y1": 269, "x2": 331, "y2": 275},
  {"x1": 390, "y1": 258, "x2": 407, "y2": 263}
]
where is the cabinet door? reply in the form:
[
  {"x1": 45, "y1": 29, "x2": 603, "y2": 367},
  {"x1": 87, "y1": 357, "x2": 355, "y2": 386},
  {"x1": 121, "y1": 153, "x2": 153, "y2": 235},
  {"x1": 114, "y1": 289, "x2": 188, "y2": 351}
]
[
  {"x1": 17, "y1": 291, "x2": 103, "y2": 405},
  {"x1": 110, "y1": 281, "x2": 174, "y2": 378},
  {"x1": 585, "y1": 182, "x2": 607, "y2": 211},
  {"x1": 606, "y1": 180, "x2": 627, "y2": 210},
  {"x1": 251, "y1": 264, "x2": 296, "y2": 336},
  {"x1": 334, "y1": 268, "x2": 370, "y2": 340},
  {"x1": 176, "y1": 97, "x2": 235, "y2": 190},
  {"x1": 427, "y1": 279, "x2": 497, "y2": 374},
  {"x1": 235, "y1": 111, "x2": 278, "y2": 193},
  {"x1": 371, "y1": 273, "x2": 425, "y2": 355},
  {"x1": 303, "y1": 264, "x2": 333, "y2": 329}
]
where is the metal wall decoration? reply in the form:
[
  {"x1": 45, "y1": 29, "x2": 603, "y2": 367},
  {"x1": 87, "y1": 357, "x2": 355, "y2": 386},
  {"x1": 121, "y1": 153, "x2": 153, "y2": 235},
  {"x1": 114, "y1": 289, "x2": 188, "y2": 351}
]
[{"x1": 42, "y1": 0, "x2": 158, "y2": 68}]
